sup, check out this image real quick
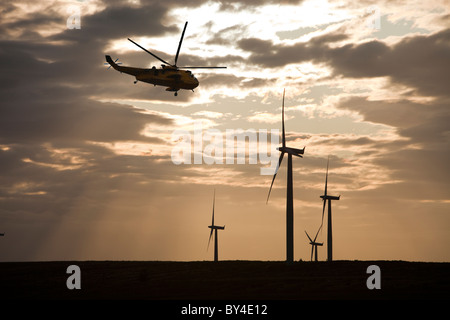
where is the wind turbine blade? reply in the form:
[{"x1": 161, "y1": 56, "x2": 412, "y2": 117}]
[
  {"x1": 266, "y1": 152, "x2": 284, "y2": 203},
  {"x1": 305, "y1": 230, "x2": 313, "y2": 242},
  {"x1": 179, "y1": 66, "x2": 227, "y2": 69},
  {"x1": 207, "y1": 228, "x2": 213, "y2": 250},
  {"x1": 174, "y1": 21, "x2": 188, "y2": 66},
  {"x1": 282, "y1": 89, "x2": 286, "y2": 148},
  {"x1": 319, "y1": 199, "x2": 326, "y2": 235},
  {"x1": 128, "y1": 38, "x2": 172, "y2": 66},
  {"x1": 314, "y1": 227, "x2": 320, "y2": 242}
]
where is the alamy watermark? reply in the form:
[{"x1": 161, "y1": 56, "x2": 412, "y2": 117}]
[
  {"x1": 66, "y1": 265, "x2": 81, "y2": 289},
  {"x1": 366, "y1": 265, "x2": 381, "y2": 289},
  {"x1": 66, "y1": 0, "x2": 91, "y2": 29},
  {"x1": 66, "y1": 5, "x2": 81, "y2": 29},
  {"x1": 171, "y1": 121, "x2": 280, "y2": 175},
  {"x1": 366, "y1": 5, "x2": 381, "y2": 30}
]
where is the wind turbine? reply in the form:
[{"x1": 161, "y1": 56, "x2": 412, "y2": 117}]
[
  {"x1": 305, "y1": 230, "x2": 323, "y2": 262},
  {"x1": 266, "y1": 89, "x2": 305, "y2": 263},
  {"x1": 208, "y1": 190, "x2": 225, "y2": 262},
  {"x1": 320, "y1": 157, "x2": 340, "y2": 262}
]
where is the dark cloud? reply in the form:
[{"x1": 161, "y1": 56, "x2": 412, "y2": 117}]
[
  {"x1": 376, "y1": 148, "x2": 450, "y2": 199},
  {"x1": 239, "y1": 28, "x2": 450, "y2": 98},
  {"x1": 335, "y1": 95, "x2": 450, "y2": 202},
  {"x1": 54, "y1": 4, "x2": 176, "y2": 43},
  {"x1": 238, "y1": 38, "x2": 274, "y2": 53},
  {"x1": 316, "y1": 135, "x2": 377, "y2": 147},
  {"x1": 0, "y1": 96, "x2": 171, "y2": 144},
  {"x1": 328, "y1": 29, "x2": 450, "y2": 97},
  {"x1": 337, "y1": 96, "x2": 450, "y2": 145}
]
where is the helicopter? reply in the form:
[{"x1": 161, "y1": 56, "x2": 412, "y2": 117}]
[{"x1": 105, "y1": 21, "x2": 226, "y2": 96}]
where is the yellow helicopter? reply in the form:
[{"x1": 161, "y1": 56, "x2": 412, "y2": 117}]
[{"x1": 105, "y1": 21, "x2": 226, "y2": 96}]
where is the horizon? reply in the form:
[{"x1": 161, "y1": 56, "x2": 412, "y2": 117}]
[
  {"x1": 2, "y1": 258, "x2": 448, "y2": 263},
  {"x1": 0, "y1": 0, "x2": 449, "y2": 263}
]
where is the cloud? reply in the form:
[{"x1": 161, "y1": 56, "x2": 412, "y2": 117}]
[
  {"x1": 337, "y1": 96, "x2": 450, "y2": 145},
  {"x1": 199, "y1": 74, "x2": 277, "y2": 89},
  {"x1": 215, "y1": 0, "x2": 306, "y2": 11},
  {"x1": 327, "y1": 28, "x2": 450, "y2": 97},
  {"x1": 334, "y1": 94, "x2": 450, "y2": 202},
  {"x1": 0, "y1": 0, "x2": 449, "y2": 262},
  {"x1": 0, "y1": 90, "x2": 172, "y2": 145},
  {"x1": 247, "y1": 112, "x2": 281, "y2": 124},
  {"x1": 239, "y1": 26, "x2": 450, "y2": 98}
]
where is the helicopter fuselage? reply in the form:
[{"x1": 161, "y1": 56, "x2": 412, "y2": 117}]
[
  {"x1": 105, "y1": 55, "x2": 199, "y2": 92},
  {"x1": 136, "y1": 65, "x2": 199, "y2": 90}
]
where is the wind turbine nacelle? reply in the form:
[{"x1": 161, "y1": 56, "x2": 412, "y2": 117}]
[
  {"x1": 320, "y1": 195, "x2": 340, "y2": 200},
  {"x1": 208, "y1": 225, "x2": 225, "y2": 230},
  {"x1": 278, "y1": 146, "x2": 305, "y2": 157}
]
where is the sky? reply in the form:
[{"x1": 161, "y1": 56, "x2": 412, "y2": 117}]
[{"x1": 0, "y1": 0, "x2": 449, "y2": 262}]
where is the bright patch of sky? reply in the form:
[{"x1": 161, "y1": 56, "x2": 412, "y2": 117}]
[{"x1": 97, "y1": 0, "x2": 446, "y2": 172}]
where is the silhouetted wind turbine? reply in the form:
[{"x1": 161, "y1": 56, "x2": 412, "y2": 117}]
[
  {"x1": 320, "y1": 157, "x2": 340, "y2": 262},
  {"x1": 305, "y1": 230, "x2": 323, "y2": 261},
  {"x1": 208, "y1": 190, "x2": 225, "y2": 262},
  {"x1": 266, "y1": 89, "x2": 305, "y2": 263}
]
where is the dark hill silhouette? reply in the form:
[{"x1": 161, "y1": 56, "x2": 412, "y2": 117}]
[{"x1": 0, "y1": 260, "x2": 448, "y2": 300}]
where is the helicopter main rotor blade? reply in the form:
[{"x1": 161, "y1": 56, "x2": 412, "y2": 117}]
[
  {"x1": 174, "y1": 21, "x2": 188, "y2": 67},
  {"x1": 179, "y1": 66, "x2": 227, "y2": 69},
  {"x1": 127, "y1": 38, "x2": 172, "y2": 66}
]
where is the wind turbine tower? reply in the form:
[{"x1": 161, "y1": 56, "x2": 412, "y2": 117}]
[
  {"x1": 320, "y1": 157, "x2": 340, "y2": 262},
  {"x1": 208, "y1": 190, "x2": 225, "y2": 262},
  {"x1": 267, "y1": 89, "x2": 305, "y2": 263}
]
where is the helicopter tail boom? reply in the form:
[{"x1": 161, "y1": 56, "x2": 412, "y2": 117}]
[{"x1": 105, "y1": 55, "x2": 144, "y2": 76}]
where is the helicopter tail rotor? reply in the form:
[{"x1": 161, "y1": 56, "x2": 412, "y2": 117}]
[{"x1": 104, "y1": 56, "x2": 122, "y2": 70}]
